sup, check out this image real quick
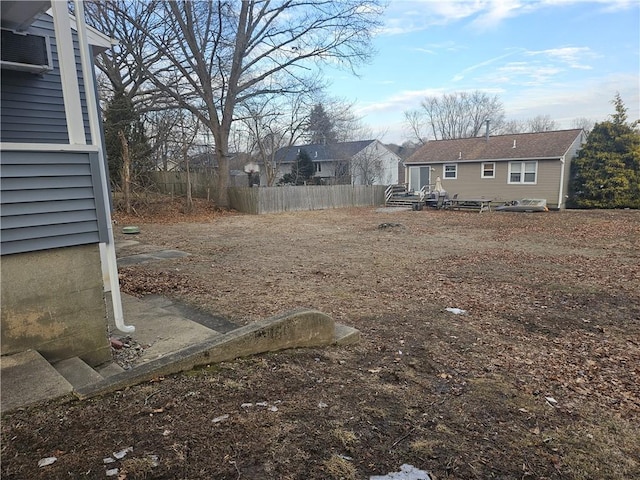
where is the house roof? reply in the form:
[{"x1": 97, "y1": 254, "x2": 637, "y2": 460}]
[
  {"x1": 404, "y1": 129, "x2": 584, "y2": 165},
  {"x1": 275, "y1": 140, "x2": 379, "y2": 163}
]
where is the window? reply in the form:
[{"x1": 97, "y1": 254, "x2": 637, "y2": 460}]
[
  {"x1": 508, "y1": 161, "x2": 537, "y2": 184},
  {"x1": 481, "y1": 162, "x2": 495, "y2": 179},
  {"x1": 444, "y1": 164, "x2": 457, "y2": 179},
  {"x1": 314, "y1": 162, "x2": 322, "y2": 173}
]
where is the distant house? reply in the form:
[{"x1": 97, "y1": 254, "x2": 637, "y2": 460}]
[
  {"x1": 272, "y1": 140, "x2": 401, "y2": 186},
  {"x1": 404, "y1": 129, "x2": 586, "y2": 209},
  {"x1": 0, "y1": 2, "x2": 128, "y2": 366}
]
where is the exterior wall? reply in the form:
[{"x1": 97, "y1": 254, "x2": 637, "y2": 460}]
[
  {"x1": 351, "y1": 141, "x2": 399, "y2": 185},
  {"x1": 559, "y1": 133, "x2": 586, "y2": 209},
  {"x1": 1, "y1": 244, "x2": 111, "y2": 366},
  {"x1": 1, "y1": 149, "x2": 108, "y2": 255},
  {"x1": 0, "y1": 15, "x2": 91, "y2": 144},
  {"x1": 423, "y1": 159, "x2": 563, "y2": 208}
]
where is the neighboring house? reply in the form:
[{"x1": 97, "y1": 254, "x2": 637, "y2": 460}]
[
  {"x1": 272, "y1": 140, "x2": 401, "y2": 186},
  {"x1": 404, "y1": 129, "x2": 586, "y2": 209},
  {"x1": 0, "y1": 1, "x2": 130, "y2": 367}
]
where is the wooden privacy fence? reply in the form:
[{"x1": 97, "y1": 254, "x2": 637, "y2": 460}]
[
  {"x1": 151, "y1": 171, "x2": 218, "y2": 199},
  {"x1": 228, "y1": 185, "x2": 386, "y2": 214}
]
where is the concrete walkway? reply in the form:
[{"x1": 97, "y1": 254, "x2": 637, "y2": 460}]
[
  {"x1": 2, "y1": 239, "x2": 360, "y2": 414},
  {"x1": 1, "y1": 291, "x2": 360, "y2": 414}
]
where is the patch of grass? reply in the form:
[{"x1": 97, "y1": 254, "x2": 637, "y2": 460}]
[
  {"x1": 554, "y1": 417, "x2": 640, "y2": 480},
  {"x1": 332, "y1": 428, "x2": 358, "y2": 451},
  {"x1": 323, "y1": 454, "x2": 357, "y2": 480},
  {"x1": 121, "y1": 456, "x2": 156, "y2": 479},
  {"x1": 184, "y1": 364, "x2": 221, "y2": 377},
  {"x1": 410, "y1": 438, "x2": 438, "y2": 456}
]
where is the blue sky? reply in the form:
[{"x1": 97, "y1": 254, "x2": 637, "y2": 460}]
[{"x1": 323, "y1": 0, "x2": 640, "y2": 144}]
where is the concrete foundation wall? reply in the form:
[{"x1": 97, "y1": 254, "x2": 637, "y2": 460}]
[{"x1": 1, "y1": 244, "x2": 111, "y2": 366}]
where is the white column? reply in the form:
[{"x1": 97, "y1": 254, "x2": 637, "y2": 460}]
[{"x1": 50, "y1": 0, "x2": 86, "y2": 145}]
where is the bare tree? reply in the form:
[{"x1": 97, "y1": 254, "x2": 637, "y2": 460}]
[
  {"x1": 498, "y1": 115, "x2": 561, "y2": 135},
  {"x1": 404, "y1": 91, "x2": 505, "y2": 141},
  {"x1": 403, "y1": 109, "x2": 429, "y2": 145},
  {"x1": 571, "y1": 117, "x2": 595, "y2": 134},
  {"x1": 526, "y1": 115, "x2": 557, "y2": 132},
  {"x1": 350, "y1": 142, "x2": 386, "y2": 185},
  {"x1": 238, "y1": 91, "x2": 317, "y2": 186},
  {"x1": 499, "y1": 119, "x2": 526, "y2": 135},
  {"x1": 85, "y1": 1, "x2": 163, "y2": 104},
  {"x1": 116, "y1": 1, "x2": 384, "y2": 207}
]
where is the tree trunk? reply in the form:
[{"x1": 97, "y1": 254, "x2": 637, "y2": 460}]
[
  {"x1": 118, "y1": 130, "x2": 132, "y2": 214},
  {"x1": 185, "y1": 157, "x2": 193, "y2": 212}
]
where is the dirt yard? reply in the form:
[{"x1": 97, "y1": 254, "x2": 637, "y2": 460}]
[{"x1": 2, "y1": 199, "x2": 639, "y2": 480}]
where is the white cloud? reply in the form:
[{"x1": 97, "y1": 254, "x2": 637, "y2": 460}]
[
  {"x1": 527, "y1": 46, "x2": 597, "y2": 69},
  {"x1": 381, "y1": 0, "x2": 638, "y2": 35}
]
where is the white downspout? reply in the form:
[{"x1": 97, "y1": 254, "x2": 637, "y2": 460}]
[
  {"x1": 73, "y1": 0, "x2": 134, "y2": 332},
  {"x1": 557, "y1": 156, "x2": 566, "y2": 210}
]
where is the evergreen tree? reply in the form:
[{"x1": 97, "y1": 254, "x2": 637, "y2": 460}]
[
  {"x1": 306, "y1": 104, "x2": 337, "y2": 144},
  {"x1": 103, "y1": 88, "x2": 152, "y2": 188},
  {"x1": 291, "y1": 150, "x2": 315, "y2": 185},
  {"x1": 569, "y1": 94, "x2": 640, "y2": 208}
]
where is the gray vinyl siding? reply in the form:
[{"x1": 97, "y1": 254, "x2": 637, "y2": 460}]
[
  {"x1": 437, "y1": 159, "x2": 563, "y2": 207},
  {"x1": 1, "y1": 149, "x2": 108, "y2": 255},
  {"x1": 0, "y1": 15, "x2": 91, "y2": 144}
]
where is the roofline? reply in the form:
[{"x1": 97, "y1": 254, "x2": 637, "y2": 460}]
[{"x1": 404, "y1": 155, "x2": 563, "y2": 165}]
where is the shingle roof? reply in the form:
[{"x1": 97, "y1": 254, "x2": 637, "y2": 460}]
[
  {"x1": 274, "y1": 140, "x2": 377, "y2": 163},
  {"x1": 404, "y1": 129, "x2": 584, "y2": 164}
]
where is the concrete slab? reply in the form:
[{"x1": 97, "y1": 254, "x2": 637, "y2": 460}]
[
  {"x1": 77, "y1": 308, "x2": 338, "y2": 399},
  {"x1": 142, "y1": 296, "x2": 239, "y2": 334},
  {"x1": 1, "y1": 350, "x2": 73, "y2": 414},
  {"x1": 108, "y1": 294, "x2": 222, "y2": 365},
  {"x1": 116, "y1": 249, "x2": 189, "y2": 267},
  {"x1": 115, "y1": 239, "x2": 140, "y2": 250}
]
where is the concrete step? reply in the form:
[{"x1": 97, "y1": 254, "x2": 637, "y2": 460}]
[
  {"x1": 76, "y1": 309, "x2": 361, "y2": 400},
  {"x1": 53, "y1": 357, "x2": 104, "y2": 390},
  {"x1": 335, "y1": 323, "x2": 361, "y2": 345},
  {"x1": 97, "y1": 362, "x2": 126, "y2": 378},
  {"x1": 0, "y1": 350, "x2": 73, "y2": 414}
]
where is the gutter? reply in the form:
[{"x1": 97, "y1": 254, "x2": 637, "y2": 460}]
[
  {"x1": 404, "y1": 155, "x2": 563, "y2": 165},
  {"x1": 73, "y1": 0, "x2": 134, "y2": 333}
]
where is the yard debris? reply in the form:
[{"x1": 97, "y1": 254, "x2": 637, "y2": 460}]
[
  {"x1": 370, "y1": 463, "x2": 432, "y2": 480},
  {"x1": 37, "y1": 457, "x2": 57, "y2": 468},
  {"x1": 212, "y1": 414, "x2": 230, "y2": 423},
  {"x1": 113, "y1": 447, "x2": 133, "y2": 460},
  {"x1": 105, "y1": 468, "x2": 119, "y2": 476},
  {"x1": 377, "y1": 222, "x2": 405, "y2": 230},
  {"x1": 545, "y1": 396, "x2": 558, "y2": 407},
  {"x1": 445, "y1": 307, "x2": 467, "y2": 315}
]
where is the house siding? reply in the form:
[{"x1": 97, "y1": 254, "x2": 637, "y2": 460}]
[
  {"x1": 435, "y1": 159, "x2": 564, "y2": 207},
  {"x1": 0, "y1": 149, "x2": 108, "y2": 255},
  {"x1": 0, "y1": 15, "x2": 91, "y2": 144}
]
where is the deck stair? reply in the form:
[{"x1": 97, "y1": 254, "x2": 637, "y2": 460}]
[{"x1": 385, "y1": 184, "x2": 425, "y2": 208}]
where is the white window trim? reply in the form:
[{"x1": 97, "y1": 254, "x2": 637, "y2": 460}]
[
  {"x1": 443, "y1": 163, "x2": 457, "y2": 180},
  {"x1": 481, "y1": 162, "x2": 495, "y2": 179},
  {"x1": 508, "y1": 161, "x2": 538, "y2": 185}
]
